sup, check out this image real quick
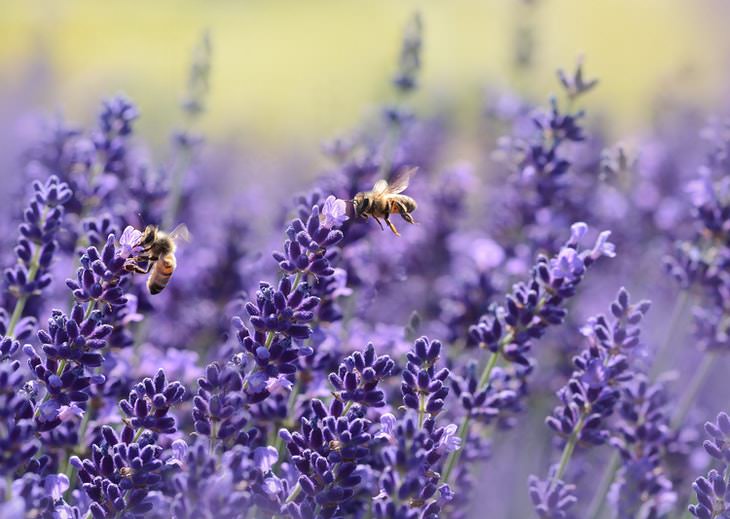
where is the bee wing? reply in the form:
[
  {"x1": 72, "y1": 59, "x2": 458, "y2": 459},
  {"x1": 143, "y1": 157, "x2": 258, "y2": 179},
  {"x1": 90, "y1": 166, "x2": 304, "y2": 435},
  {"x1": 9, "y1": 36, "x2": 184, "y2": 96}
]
[
  {"x1": 372, "y1": 179, "x2": 389, "y2": 195},
  {"x1": 168, "y1": 223, "x2": 192, "y2": 244},
  {"x1": 385, "y1": 167, "x2": 417, "y2": 194}
]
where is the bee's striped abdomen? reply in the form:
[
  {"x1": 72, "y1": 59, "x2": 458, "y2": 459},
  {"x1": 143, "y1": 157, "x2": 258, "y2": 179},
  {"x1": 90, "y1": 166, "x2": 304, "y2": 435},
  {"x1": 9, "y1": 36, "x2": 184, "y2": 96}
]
[{"x1": 147, "y1": 254, "x2": 176, "y2": 295}]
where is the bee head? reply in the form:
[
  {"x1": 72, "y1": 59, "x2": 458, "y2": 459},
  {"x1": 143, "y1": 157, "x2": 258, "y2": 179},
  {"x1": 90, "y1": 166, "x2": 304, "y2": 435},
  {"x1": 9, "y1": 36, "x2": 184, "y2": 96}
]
[
  {"x1": 140, "y1": 225, "x2": 158, "y2": 247},
  {"x1": 352, "y1": 193, "x2": 369, "y2": 218}
]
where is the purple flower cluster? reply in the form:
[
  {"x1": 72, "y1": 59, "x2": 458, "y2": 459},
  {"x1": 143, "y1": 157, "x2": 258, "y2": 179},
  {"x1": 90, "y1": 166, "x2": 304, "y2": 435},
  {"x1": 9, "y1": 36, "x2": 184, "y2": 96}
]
[{"x1": 2, "y1": 10, "x2": 730, "y2": 519}]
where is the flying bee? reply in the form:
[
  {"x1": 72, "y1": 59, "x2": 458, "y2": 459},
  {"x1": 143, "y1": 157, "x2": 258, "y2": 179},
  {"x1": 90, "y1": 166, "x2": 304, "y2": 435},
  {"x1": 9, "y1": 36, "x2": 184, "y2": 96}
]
[
  {"x1": 352, "y1": 168, "x2": 417, "y2": 236},
  {"x1": 124, "y1": 224, "x2": 190, "y2": 295}
]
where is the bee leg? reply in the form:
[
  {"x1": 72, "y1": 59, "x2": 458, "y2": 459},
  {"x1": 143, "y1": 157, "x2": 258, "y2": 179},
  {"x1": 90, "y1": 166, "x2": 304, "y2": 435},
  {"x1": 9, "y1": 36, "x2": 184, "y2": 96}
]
[
  {"x1": 400, "y1": 211, "x2": 416, "y2": 225},
  {"x1": 124, "y1": 260, "x2": 153, "y2": 274},
  {"x1": 372, "y1": 216, "x2": 385, "y2": 231},
  {"x1": 384, "y1": 214, "x2": 400, "y2": 236}
]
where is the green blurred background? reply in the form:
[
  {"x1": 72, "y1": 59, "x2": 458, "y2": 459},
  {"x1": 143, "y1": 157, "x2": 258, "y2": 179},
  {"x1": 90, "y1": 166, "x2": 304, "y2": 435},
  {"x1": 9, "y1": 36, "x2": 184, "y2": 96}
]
[{"x1": 1, "y1": 0, "x2": 728, "y2": 157}]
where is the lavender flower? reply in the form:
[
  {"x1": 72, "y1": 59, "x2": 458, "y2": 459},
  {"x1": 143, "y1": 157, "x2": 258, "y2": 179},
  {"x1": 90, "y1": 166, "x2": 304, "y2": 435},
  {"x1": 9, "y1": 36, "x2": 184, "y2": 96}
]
[
  {"x1": 328, "y1": 343, "x2": 394, "y2": 409},
  {"x1": 66, "y1": 235, "x2": 130, "y2": 314},
  {"x1": 4, "y1": 176, "x2": 72, "y2": 327},
  {"x1": 119, "y1": 369, "x2": 185, "y2": 435},
  {"x1": 531, "y1": 288, "x2": 650, "y2": 517},
  {"x1": 72, "y1": 425, "x2": 166, "y2": 518}
]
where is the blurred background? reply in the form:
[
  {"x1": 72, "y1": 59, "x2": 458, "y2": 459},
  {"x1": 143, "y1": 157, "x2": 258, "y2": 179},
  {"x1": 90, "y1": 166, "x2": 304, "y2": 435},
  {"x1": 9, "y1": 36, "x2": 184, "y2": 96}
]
[
  {"x1": 2, "y1": 0, "x2": 730, "y2": 183},
  {"x1": 2, "y1": 2, "x2": 729, "y2": 517}
]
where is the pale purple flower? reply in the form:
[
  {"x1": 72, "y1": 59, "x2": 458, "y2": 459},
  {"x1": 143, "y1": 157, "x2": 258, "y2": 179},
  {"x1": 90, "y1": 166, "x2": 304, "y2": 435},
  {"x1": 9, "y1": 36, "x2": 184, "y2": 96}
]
[
  {"x1": 254, "y1": 446, "x2": 279, "y2": 473},
  {"x1": 330, "y1": 268, "x2": 354, "y2": 298},
  {"x1": 568, "y1": 221, "x2": 588, "y2": 245},
  {"x1": 262, "y1": 476, "x2": 283, "y2": 498},
  {"x1": 166, "y1": 439, "x2": 188, "y2": 468},
  {"x1": 58, "y1": 404, "x2": 84, "y2": 422},
  {"x1": 44, "y1": 473, "x2": 70, "y2": 501},
  {"x1": 120, "y1": 294, "x2": 144, "y2": 325},
  {"x1": 375, "y1": 413, "x2": 397, "y2": 443},
  {"x1": 550, "y1": 248, "x2": 584, "y2": 281},
  {"x1": 438, "y1": 484, "x2": 455, "y2": 506},
  {"x1": 247, "y1": 371, "x2": 268, "y2": 393},
  {"x1": 437, "y1": 424, "x2": 461, "y2": 454},
  {"x1": 118, "y1": 225, "x2": 143, "y2": 259},
  {"x1": 588, "y1": 230, "x2": 616, "y2": 260},
  {"x1": 266, "y1": 375, "x2": 293, "y2": 395},
  {"x1": 320, "y1": 195, "x2": 349, "y2": 228}
]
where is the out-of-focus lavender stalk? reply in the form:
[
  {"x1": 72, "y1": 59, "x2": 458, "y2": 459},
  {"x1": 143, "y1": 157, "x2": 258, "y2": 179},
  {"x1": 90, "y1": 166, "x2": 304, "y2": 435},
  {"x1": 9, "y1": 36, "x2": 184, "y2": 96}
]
[
  {"x1": 4, "y1": 177, "x2": 72, "y2": 338},
  {"x1": 379, "y1": 11, "x2": 422, "y2": 178},
  {"x1": 529, "y1": 288, "x2": 651, "y2": 517},
  {"x1": 442, "y1": 223, "x2": 616, "y2": 486},
  {"x1": 163, "y1": 30, "x2": 211, "y2": 232}
]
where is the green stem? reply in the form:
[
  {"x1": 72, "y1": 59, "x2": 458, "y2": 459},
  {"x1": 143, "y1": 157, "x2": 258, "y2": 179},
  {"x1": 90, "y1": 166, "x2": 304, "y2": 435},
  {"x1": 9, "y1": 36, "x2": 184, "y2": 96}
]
[
  {"x1": 478, "y1": 350, "x2": 500, "y2": 388},
  {"x1": 4, "y1": 474, "x2": 12, "y2": 501},
  {"x1": 417, "y1": 393, "x2": 426, "y2": 428},
  {"x1": 586, "y1": 451, "x2": 620, "y2": 519},
  {"x1": 83, "y1": 301, "x2": 97, "y2": 320},
  {"x1": 6, "y1": 211, "x2": 48, "y2": 338},
  {"x1": 285, "y1": 482, "x2": 302, "y2": 504},
  {"x1": 441, "y1": 351, "x2": 499, "y2": 484},
  {"x1": 6, "y1": 294, "x2": 30, "y2": 340},
  {"x1": 550, "y1": 413, "x2": 586, "y2": 488},
  {"x1": 441, "y1": 415, "x2": 471, "y2": 485},
  {"x1": 273, "y1": 377, "x2": 302, "y2": 457},
  {"x1": 671, "y1": 353, "x2": 716, "y2": 430},
  {"x1": 209, "y1": 421, "x2": 218, "y2": 454},
  {"x1": 33, "y1": 301, "x2": 95, "y2": 420},
  {"x1": 162, "y1": 146, "x2": 193, "y2": 231},
  {"x1": 291, "y1": 272, "x2": 303, "y2": 292},
  {"x1": 64, "y1": 398, "x2": 94, "y2": 500},
  {"x1": 649, "y1": 290, "x2": 689, "y2": 378},
  {"x1": 133, "y1": 427, "x2": 145, "y2": 443}
]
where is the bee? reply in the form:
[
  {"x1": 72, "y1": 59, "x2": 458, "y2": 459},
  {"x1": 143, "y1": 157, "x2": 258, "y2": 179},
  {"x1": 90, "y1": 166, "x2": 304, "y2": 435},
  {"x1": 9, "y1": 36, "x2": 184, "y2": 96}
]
[
  {"x1": 352, "y1": 168, "x2": 417, "y2": 236},
  {"x1": 124, "y1": 224, "x2": 190, "y2": 295}
]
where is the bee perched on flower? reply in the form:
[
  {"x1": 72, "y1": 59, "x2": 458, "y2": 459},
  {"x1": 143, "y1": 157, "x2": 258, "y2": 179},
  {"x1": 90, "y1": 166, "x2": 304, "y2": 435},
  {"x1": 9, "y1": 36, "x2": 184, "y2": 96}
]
[{"x1": 119, "y1": 224, "x2": 190, "y2": 294}]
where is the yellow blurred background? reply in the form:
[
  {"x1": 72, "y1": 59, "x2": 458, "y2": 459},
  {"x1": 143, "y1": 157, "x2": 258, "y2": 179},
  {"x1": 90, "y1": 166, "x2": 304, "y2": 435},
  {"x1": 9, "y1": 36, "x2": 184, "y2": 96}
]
[{"x1": 1, "y1": 0, "x2": 728, "y2": 154}]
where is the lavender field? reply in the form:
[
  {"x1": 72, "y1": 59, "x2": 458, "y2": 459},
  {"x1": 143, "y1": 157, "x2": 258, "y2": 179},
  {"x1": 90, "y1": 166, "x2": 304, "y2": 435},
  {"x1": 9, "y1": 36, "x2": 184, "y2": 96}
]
[{"x1": 2, "y1": 1, "x2": 730, "y2": 518}]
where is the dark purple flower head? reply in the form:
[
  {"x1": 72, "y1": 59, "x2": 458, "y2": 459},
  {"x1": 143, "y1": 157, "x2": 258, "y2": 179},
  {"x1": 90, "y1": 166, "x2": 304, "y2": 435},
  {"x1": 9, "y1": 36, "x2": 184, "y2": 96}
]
[
  {"x1": 273, "y1": 203, "x2": 344, "y2": 279},
  {"x1": 702, "y1": 412, "x2": 730, "y2": 463},
  {"x1": 469, "y1": 223, "x2": 615, "y2": 366},
  {"x1": 0, "y1": 357, "x2": 38, "y2": 475},
  {"x1": 610, "y1": 377, "x2": 676, "y2": 519},
  {"x1": 401, "y1": 337, "x2": 450, "y2": 417},
  {"x1": 528, "y1": 473, "x2": 577, "y2": 519},
  {"x1": 557, "y1": 55, "x2": 599, "y2": 102},
  {"x1": 392, "y1": 12, "x2": 422, "y2": 93},
  {"x1": 546, "y1": 288, "x2": 649, "y2": 446},
  {"x1": 5, "y1": 176, "x2": 72, "y2": 301},
  {"x1": 72, "y1": 425, "x2": 167, "y2": 519},
  {"x1": 192, "y1": 361, "x2": 257, "y2": 445},
  {"x1": 374, "y1": 415, "x2": 457, "y2": 519},
  {"x1": 98, "y1": 95, "x2": 138, "y2": 137},
  {"x1": 280, "y1": 397, "x2": 366, "y2": 517},
  {"x1": 245, "y1": 278, "x2": 319, "y2": 340},
  {"x1": 66, "y1": 235, "x2": 130, "y2": 314},
  {"x1": 450, "y1": 361, "x2": 522, "y2": 428},
  {"x1": 688, "y1": 469, "x2": 730, "y2": 519},
  {"x1": 119, "y1": 369, "x2": 185, "y2": 435},
  {"x1": 36, "y1": 305, "x2": 113, "y2": 369},
  {"x1": 328, "y1": 343, "x2": 394, "y2": 408}
]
